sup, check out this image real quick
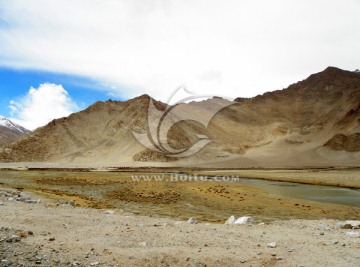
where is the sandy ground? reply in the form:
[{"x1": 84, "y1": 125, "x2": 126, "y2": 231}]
[{"x1": 1, "y1": 195, "x2": 360, "y2": 267}]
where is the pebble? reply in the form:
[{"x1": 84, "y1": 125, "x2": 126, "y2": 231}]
[
  {"x1": 336, "y1": 220, "x2": 360, "y2": 229},
  {"x1": 25, "y1": 199, "x2": 40, "y2": 204},
  {"x1": 90, "y1": 261, "x2": 100, "y2": 266},
  {"x1": 267, "y1": 242, "x2": 277, "y2": 248},
  {"x1": 234, "y1": 216, "x2": 254, "y2": 225},
  {"x1": 187, "y1": 217, "x2": 197, "y2": 224},
  {"x1": 225, "y1": 215, "x2": 236, "y2": 225},
  {"x1": 139, "y1": 241, "x2": 147, "y2": 247},
  {"x1": 105, "y1": 210, "x2": 115, "y2": 215},
  {"x1": 10, "y1": 235, "x2": 20, "y2": 242}
]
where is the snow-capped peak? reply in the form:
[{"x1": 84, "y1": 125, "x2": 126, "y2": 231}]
[{"x1": 0, "y1": 116, "x2": 29, "y2": 133}]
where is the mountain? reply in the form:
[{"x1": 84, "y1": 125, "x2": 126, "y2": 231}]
[
  {"x1": 0, "y1": 67, "x2": 359, "y2": 167},
  {"x1": 0, "y1": 117, "x2": 30, "y2": 147}
]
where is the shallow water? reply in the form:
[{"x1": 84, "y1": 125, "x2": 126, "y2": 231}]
[{"x1": 233, "y1": 178, "x2": 360, "y2": 208}]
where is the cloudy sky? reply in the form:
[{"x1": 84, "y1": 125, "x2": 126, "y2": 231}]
[{"x1": 0, "y1": 0, "x2": 359, "y2": 129}]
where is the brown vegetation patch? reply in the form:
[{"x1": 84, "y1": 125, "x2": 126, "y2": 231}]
[
  {"x1": 108, "y1": 188, "x2": 180, "y2": 204},
  {"x1": 38, "y1": 188, "x2": 114, "y2": 209}
]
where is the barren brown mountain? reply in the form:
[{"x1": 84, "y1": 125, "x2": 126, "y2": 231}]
[{"x1": 0, "y1": 67, "x2": 359, "y2": 167}]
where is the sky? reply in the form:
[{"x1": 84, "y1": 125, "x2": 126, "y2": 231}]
[{"x1": 0, "y1": 0, "x2": 359, "y2": 130}]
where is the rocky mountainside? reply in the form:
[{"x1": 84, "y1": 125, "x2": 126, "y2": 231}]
[
  {"x1": 0, "y1": 117, "x2": 30, "y2": 147},
  {"x1": 0, "y1": 67, "x2": 359, "y2": 167}
]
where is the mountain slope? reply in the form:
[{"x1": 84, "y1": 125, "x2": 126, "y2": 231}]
[
  {"x1": 0, "y1": 117, "x2": 30, "y2": 147},
  {"x1": 0, "y1": 67, "x2": 359, "y2": 167}
]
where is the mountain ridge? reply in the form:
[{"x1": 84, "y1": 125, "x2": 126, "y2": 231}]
[{"x1": 0, "y1": 67, "x2": 359, "y2": 167}]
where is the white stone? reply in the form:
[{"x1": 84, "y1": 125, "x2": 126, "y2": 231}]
[
  {"x1": 225, "y1": 215, "x2": 236, "y2": 225},
  {"x1": 187, "y1": 217, "x2": 197, "y2": 224},
  {"x1": 105, "y1": 210, "x2": 115, "y2": 215},
  {"x1": 267, "y1": 242, "x2": 277, "y2": 248},
  {"x1": 234, "y1": 216, "x2": 254, "y2": 225}
]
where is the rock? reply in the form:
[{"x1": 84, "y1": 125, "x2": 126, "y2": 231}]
[
  {"x1": 187, "y1": 217, "x2": 197, "y2": 224},
  {"x1": 90, "y1": 261, "x2": 100, "y2": 266},
  {"x1": 16, "y1": 196, "x2": 31, "y2": 202},
  {"x1": 49, "y1": 237, "x2": 55, "y2": 241},
  {"x1": 267, "y1": 242, "x2": 277, "y2": 248},
  {"x1": 234, "y1": 216, "x2": 254, "y2": 225},
  {"x1": 57, "y1": 200, "x2": 67, "y2": 205},
  {"x1": 69, "y1": 200, "x2": 75, "y2": 206},
  {"x1": 345, "y1": 231, "x2": 360, "y2": 238},
  {"x1": 25, "y1": 199, "x2": 40, "y2": 204},
  {"x1": 139, "y1": 241, "x2": 147, "y2": 247},
  {"x1": 105, "y1": 210, "x2": 115, "y2": 215},
  {"x1": 10, "y1": 235, "x2": 20, "y2": 242},
  {"x1": 19, "y1": 231, "x2": 28, "y2": 238},
  {"x1": 336, "y1": 220, "x2": 360, "y2": 229},
  {"x1": 225, "y1": 215, "x2": 236, "y2": 225}
]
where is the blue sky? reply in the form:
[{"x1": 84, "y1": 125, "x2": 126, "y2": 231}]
[{"x1": 0, "y1": 68, "x2": 121, "y2": 125}]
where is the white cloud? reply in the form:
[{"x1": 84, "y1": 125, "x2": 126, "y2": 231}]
[
  {"x1": 9, "y1": 83, "x2": 79, "y2": 130},
  {"x1": 0, "y1": 0, "x2": 360, "y2": 101}
]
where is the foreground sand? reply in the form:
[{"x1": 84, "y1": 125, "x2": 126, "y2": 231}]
[{"x1": 1, "y1": 197, "x2": 360, "y2": 267}]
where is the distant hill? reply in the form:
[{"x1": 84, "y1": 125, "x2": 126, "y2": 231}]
[
  {"x1": 0, "y1": 67, "x2": 359, "y2": 167},
  {"x1": 0, "y1": 117, "x2": 30, "y2": 147}
]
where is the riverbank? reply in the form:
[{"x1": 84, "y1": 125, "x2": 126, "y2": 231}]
[
  {"x1": 1, "y1": 170, "x2": 360, "y2": 222},
  {"x1": 186, "y1": 167, "x2": 360, "y2": 189},
  {"x1": 1, "y1": 194, "x2": 360, "y2": 267}
]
